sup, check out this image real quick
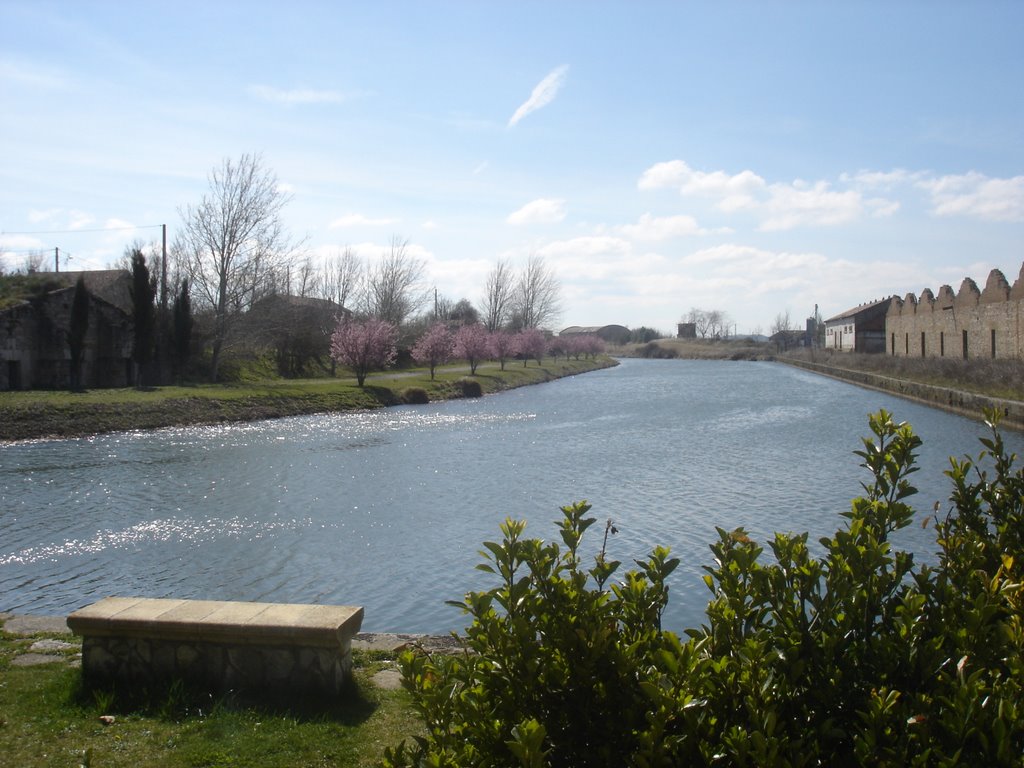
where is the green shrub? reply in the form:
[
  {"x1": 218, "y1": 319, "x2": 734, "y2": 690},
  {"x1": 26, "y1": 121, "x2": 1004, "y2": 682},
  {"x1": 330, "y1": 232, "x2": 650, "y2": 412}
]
[
  {"x1": 402, "y1": 387, "x2": 430, "y2": 404},
  {"x1": 459, "y1": 378, "x2": 483, "y2": 397},
  {"x1": 384, "y1": 410, "x2": 1024, "y2": 767}
]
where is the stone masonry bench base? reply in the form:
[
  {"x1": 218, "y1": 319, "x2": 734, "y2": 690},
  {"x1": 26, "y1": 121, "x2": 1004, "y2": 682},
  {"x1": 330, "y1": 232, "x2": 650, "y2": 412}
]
[{"x1": 66, "y1": 597, "x2": 364, "y2": 696}]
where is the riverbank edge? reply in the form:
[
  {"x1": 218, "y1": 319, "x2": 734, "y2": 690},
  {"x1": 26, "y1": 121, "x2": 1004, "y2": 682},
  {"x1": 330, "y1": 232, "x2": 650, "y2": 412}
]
[
  {"x1": 779, "y1": 357, "x2": 1024, "y2": 431},
  {"x1": 0, "y1": 358, "x2": 617, "y2": 443},
  {"x1": 0, "y1": 612, "x2": 459, "y2": 654}
]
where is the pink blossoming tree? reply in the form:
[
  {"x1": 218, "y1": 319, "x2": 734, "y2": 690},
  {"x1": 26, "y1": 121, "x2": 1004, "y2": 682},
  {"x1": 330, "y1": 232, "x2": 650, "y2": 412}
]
[
  {"x1": 330, "y1": 317, "x2": 398, "y2": 386},
  {"x1": 453, "y1": 324, "x2": 490, "y2": 375},
  {"x1": 515, "y1": 328, "x2": 547, "y2": 366},
  {"x1": 489, "y1": 331, "x2": 516, "y2": 371},
  {"x1": 581, "y1": 335, "x2": 606, "y2": 358},
  {"x1": 412, "y1": 323, "x2": 454, "y2": 380}
]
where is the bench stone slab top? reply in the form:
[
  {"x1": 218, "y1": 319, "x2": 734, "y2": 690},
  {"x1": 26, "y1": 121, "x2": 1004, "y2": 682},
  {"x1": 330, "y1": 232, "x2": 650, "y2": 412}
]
[{"x1": 66, "y1": 597, "x2": 363, "y2": 648}]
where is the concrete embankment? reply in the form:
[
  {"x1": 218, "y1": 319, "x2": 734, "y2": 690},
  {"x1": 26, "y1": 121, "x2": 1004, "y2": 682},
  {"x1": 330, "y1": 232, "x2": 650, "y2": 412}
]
[{"x1": 780, "y1": 357, "x2": 1024, "y2": 432}]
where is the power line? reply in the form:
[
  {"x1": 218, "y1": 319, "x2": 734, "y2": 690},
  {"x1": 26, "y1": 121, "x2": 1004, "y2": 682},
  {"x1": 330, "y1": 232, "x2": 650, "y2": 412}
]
[{"x1": 0, "y1": 224, "x2": 164, "y2": 236}]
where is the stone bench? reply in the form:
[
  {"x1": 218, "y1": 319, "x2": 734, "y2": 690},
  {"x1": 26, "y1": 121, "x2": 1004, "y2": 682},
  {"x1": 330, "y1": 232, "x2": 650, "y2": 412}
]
[{"x1": 67, "y1": 597, "x2": 363, "y2": 696}]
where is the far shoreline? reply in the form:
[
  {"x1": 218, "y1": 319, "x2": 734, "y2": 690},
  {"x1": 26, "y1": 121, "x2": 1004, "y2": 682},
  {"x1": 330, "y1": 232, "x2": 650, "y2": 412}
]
[{"x1": 0, "y1": 357, "x2": 617, "y2": 444}]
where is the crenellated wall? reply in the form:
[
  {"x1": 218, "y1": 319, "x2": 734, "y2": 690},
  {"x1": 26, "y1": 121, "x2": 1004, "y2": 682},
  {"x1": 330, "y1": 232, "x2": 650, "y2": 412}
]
[{"x1": 886, "y1": 263, "x2": 1024, "y2": 360}]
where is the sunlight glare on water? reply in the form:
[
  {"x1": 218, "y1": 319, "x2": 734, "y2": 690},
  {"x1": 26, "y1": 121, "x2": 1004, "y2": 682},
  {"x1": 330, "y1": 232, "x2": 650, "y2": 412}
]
[{"x1": 1, "y1": 359, "x2": 1020, "y2": 634}]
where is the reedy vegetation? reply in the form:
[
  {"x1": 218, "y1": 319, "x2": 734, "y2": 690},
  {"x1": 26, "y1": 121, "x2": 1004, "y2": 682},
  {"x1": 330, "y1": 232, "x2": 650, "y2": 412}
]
[{"x1": 385, "y1": 410, "x2": 1024, "y2": 767}]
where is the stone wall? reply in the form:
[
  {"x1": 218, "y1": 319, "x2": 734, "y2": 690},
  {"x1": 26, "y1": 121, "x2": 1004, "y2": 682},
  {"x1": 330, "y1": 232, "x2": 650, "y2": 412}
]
[
  {"x1": 886, "y1": 263, "x2": 1024, "y2": 361},
  {"x1": 67, "y1": 597, "x2": 364, "y2": 699},
  {"x1": 80, "y1": 634, "x2": 354, "y2": 696}
]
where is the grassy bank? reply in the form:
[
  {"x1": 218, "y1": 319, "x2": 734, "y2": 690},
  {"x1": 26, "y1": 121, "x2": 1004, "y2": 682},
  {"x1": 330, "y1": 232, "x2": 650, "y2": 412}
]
[
  {"x1": 781, "y1": 347, "x2": 1024, "y2": 402},
  {"x1": 0, "y1": 622, "x2": 420, "y2": 767},
  {"x1": 613, "y1": 337, "x2": 1024, "y2": 403},
  {"x1": 612, "y1": 337, "x2": 775, "y2": 360},
  {"x1": 0, "y1": 357, "x2": 615, "y2": 443}
]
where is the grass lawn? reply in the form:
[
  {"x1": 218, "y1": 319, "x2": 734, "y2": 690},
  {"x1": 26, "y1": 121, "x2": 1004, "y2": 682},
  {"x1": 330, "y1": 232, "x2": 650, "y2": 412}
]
[
  {"x1": 0, "y1": 357, "x2": 615, "y2": 442},
  {"x1": 0, "y1": 624, "x2": 422, "y2": 767}
]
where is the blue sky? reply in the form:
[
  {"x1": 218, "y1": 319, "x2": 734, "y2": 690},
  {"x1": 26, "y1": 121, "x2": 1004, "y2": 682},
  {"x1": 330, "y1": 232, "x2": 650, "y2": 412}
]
[{"x1": 2, "y1": 1, "x2": 1022, "y2": 334}]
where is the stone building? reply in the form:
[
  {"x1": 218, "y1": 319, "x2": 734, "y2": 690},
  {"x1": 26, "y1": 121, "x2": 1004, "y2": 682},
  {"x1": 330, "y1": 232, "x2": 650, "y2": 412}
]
[
  {"x1": 0, "y1": 270, "x2": 133, "y2": 390},
  {"x1": 824, "y1": 298, "x2": 890, "y2": 353},
  {"x1": 886, "y1": 263, "x2": 1024, "y2": 360}
]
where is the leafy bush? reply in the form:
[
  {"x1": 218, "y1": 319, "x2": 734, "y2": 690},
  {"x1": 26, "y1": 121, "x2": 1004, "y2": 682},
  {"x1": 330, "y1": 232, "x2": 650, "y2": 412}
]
[
  {"x1": 402, "y1": 387, "x2": 430, "y2": 404},
  {"x1": 384, "y1": 410, "x2": 1024, "y2": 767},
  {"x1": 459, "y1": 378, "x2": 483, "y2": 398}
]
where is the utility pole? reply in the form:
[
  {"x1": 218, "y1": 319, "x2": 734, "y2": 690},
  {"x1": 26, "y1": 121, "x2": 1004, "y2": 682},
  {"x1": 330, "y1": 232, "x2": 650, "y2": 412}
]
[
  {"x1": 161, "y1": 224, "x2": 168, "y2": 314},
  {"x1": 55, "y1": 247, "x2": 59, "y2": 272}
]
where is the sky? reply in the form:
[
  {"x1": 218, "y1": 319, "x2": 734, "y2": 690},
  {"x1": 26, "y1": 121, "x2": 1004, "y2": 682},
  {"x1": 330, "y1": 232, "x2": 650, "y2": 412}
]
[{"x1": 2, "y1": 1, "x2": 1023, "y2": 335}]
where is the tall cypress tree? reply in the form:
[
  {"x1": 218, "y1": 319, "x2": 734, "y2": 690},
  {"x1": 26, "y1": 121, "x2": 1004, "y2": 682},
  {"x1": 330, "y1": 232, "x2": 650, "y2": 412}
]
[
  {"x1": 68, "y1": 275, "x2": 90, "y2": 390},
  {"x1": 129, "y1": 249, "x2": 156, "y2": 387},
  {"x1": 172, "y1": 278, "x2": 193, "y2": 382}
]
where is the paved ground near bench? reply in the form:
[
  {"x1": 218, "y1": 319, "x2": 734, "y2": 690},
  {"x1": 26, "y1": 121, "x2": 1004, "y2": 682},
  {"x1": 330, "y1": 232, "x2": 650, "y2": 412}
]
[{"x1": 1, "y1": 612, "x2": 462, "y2": 689}]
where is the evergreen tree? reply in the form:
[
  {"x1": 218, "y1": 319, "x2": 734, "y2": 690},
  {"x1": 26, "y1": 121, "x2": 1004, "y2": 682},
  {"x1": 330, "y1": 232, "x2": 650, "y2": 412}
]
[
  {"x1": 172, "y1": 278, "x2": 193, "y2": 382},
  {"x1": 67, "y1": 276, "x2": 90, "y2": 390},
  {"x1": 129, "y1": 249, "x2": 156, "y2": 387}
]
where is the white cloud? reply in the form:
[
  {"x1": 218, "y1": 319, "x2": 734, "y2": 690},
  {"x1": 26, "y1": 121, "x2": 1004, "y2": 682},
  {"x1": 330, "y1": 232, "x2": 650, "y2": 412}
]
[
  {"x1": 0, "y1": 234, "x2": 44, "y2": 251},
  {"x1": 918, "y1": 171, "x2": 1024, "y2": 222},
  {"x1": 329, "y1": 213, "x2": 397, "y2": 228},
  {"x1": 617, "y1": 213, "x2": 711, "y2": 241},
  {"x1": 248, "y1": 85, "x2": 347, "y2": 105},
  {"x1": 472, "y1": 161, "x2": 489, "y2": 175},
  {"x1": 508, "y1": 65, "x2": 569, "y2": 127},
  {"x1": 638, "y1": 160, "x2": 765, "y2": 206},
  {"x1": 758, "y1": 181, "x2": 863, "y2": 231},
  {"x1": 69, "y1": 210, "x2": 95, "y2": 230},
  {"x1": 506, "y1": 198, "x2": 567, "y2": 225},
  {"x1": 638, "y1": 160, "x2": 897, "y2": 231},
  {"x1": 537, "y1": 235, "x2": 658, "y2": 281},
  {"x1": 637, "y1": 160, "x2": 690, "y2": 190},
  {"x1": 538, "y1": 235, "x2": 631, "y2": 260},
  {"x1": 840, "y1": 168, "x2": 922, "y2": 189},
  {"x1": 866, "y1": 198, "x2": 900, "y2": 218}
]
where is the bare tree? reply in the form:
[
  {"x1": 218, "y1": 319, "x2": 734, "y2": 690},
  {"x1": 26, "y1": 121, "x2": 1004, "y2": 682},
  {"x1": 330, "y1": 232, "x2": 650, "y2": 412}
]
[
  {"x1": 22, "y1": 250, "x2": 46, "y2": 274},
  {"x1": 293, "y1": 255, "x2": 320, "y2": 298},
  {"x1": 173, "y1": 153, "x2": 296, "y2": 381},
  {"x1": 686, "y1": 307, "x2": 730, "y2": 339},
  {"x1": 361, "y1": 236, "x2": 428, "y2": 326},
  {"x1": 707, "y1": 309, "x2": 731, "y2": 338},
  {"x1": 511, "y1": 254, "x2": 561, "y2": 330},
  {"x1": 320, "y1": 246, "x2": 363, "y2": 312},
  {"x1": 770, "y1": 309, "x2": 794, "y2": 336},
  {"x1": 481, "y1": 258, "x2": 515, "y2": 332},
  {"x1": 434, "y1": 292, "x2": 455, "y2": 322}
]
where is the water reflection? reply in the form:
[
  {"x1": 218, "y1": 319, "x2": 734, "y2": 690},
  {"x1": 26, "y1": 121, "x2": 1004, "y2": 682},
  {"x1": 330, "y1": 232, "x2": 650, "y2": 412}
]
[{"x1": 1, "y1": 359, "x2": 1020, "y2": 634}]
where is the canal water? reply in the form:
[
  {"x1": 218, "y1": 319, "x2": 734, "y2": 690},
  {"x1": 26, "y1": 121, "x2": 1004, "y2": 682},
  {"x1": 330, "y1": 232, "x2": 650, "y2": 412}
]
[{"x1": 1, "y1": 359, "x2": 1019, "y2": 634}]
